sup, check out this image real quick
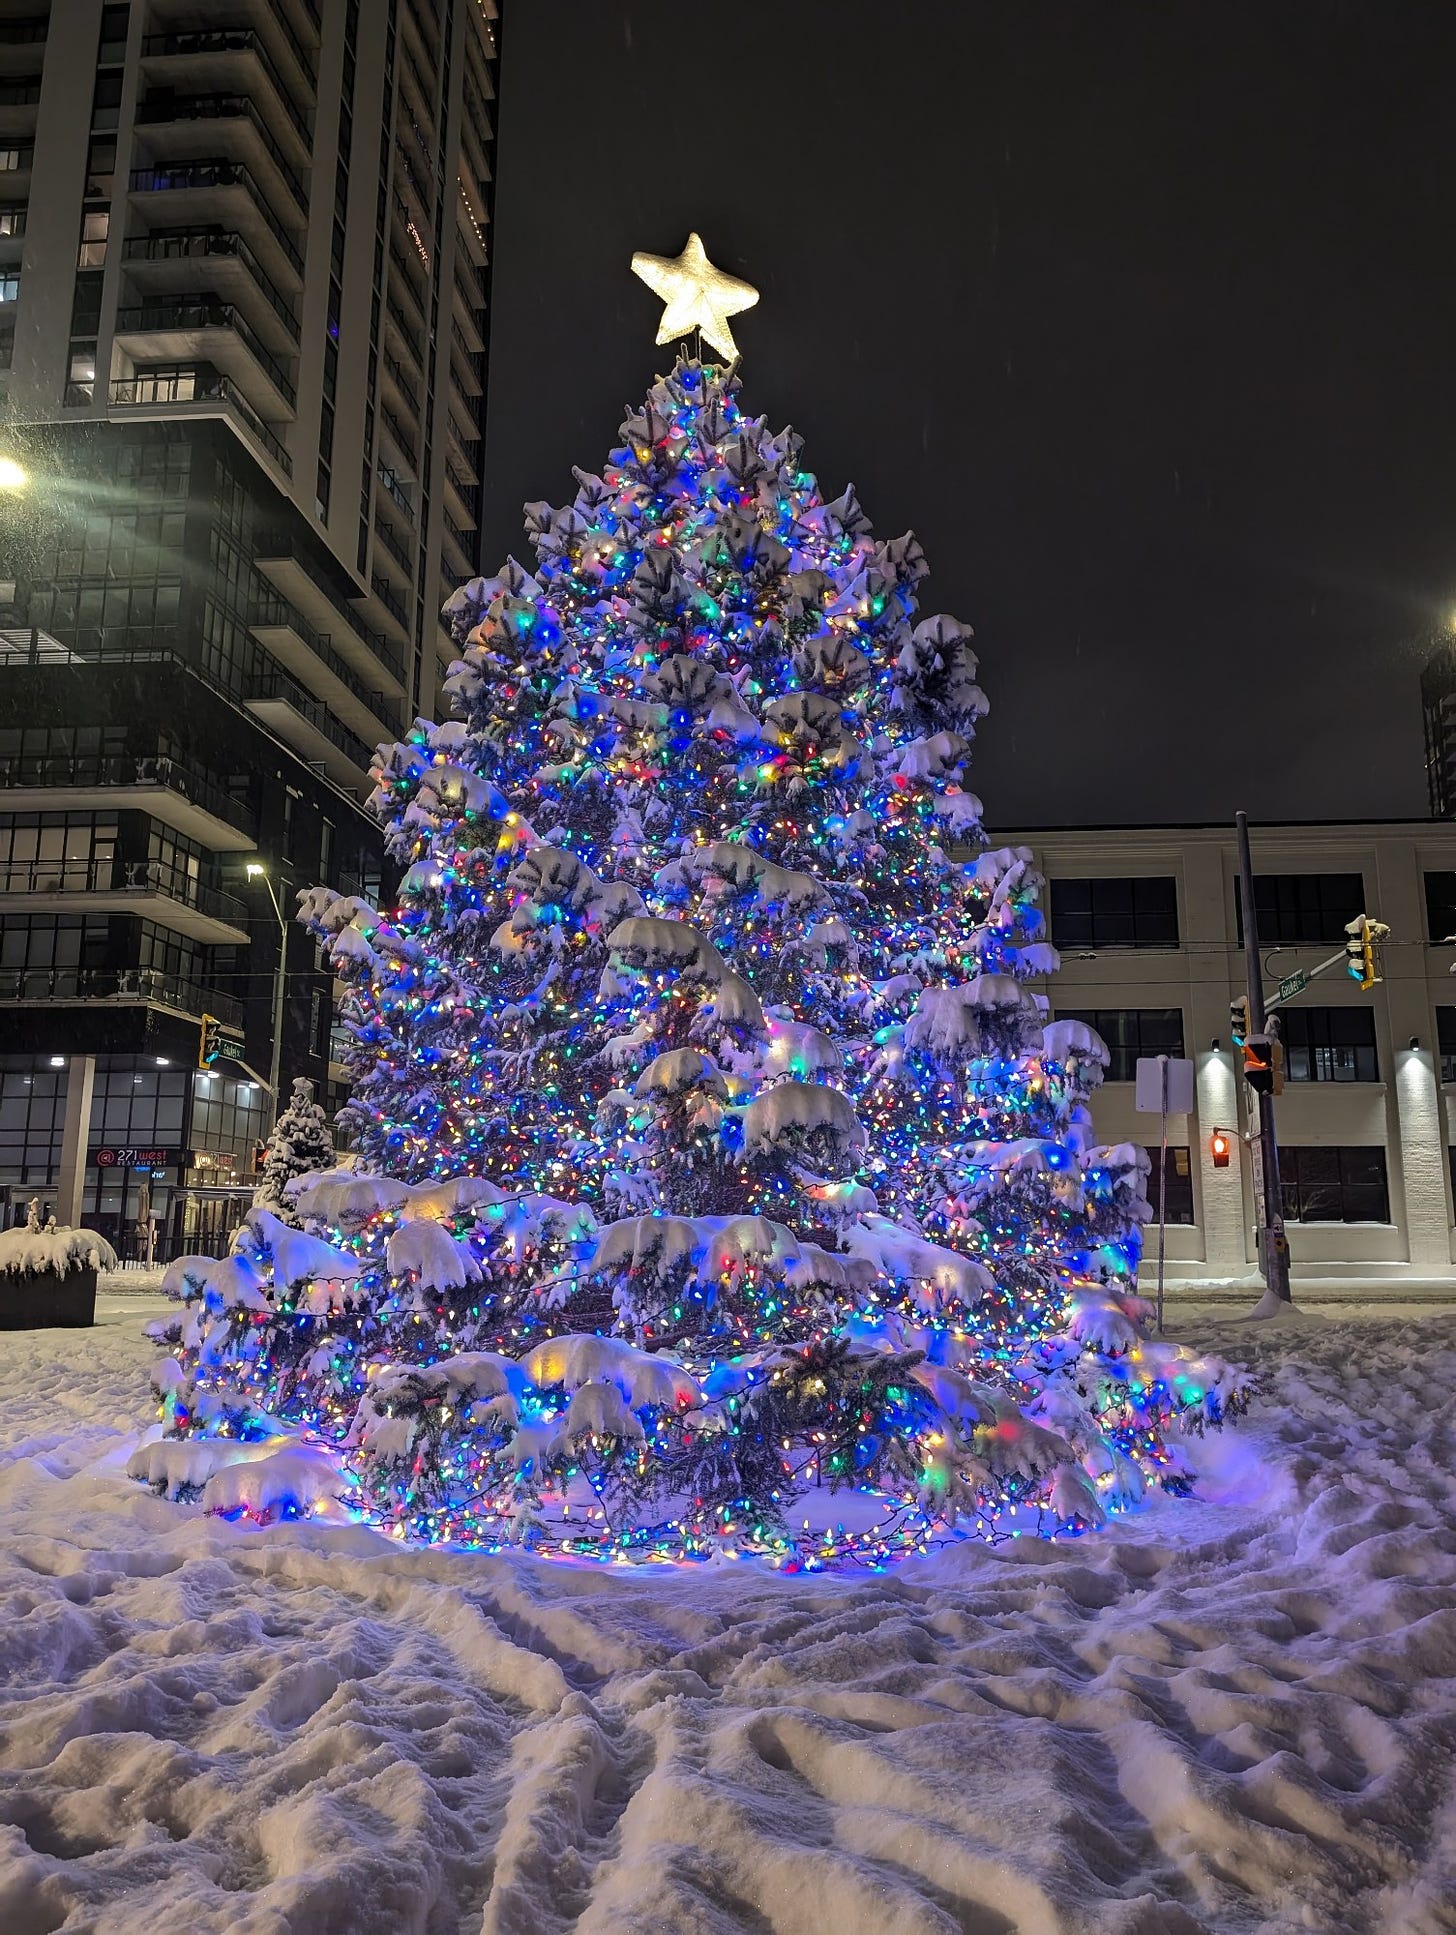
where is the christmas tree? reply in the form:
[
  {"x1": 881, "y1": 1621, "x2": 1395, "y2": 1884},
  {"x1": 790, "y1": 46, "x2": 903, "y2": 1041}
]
[
  {"x1": 253, "y1": 1078, "x2": 336, "y2": 1221},
  {"x1": 150, "y1": 250, "x2": 1248, "y2": 1565}
]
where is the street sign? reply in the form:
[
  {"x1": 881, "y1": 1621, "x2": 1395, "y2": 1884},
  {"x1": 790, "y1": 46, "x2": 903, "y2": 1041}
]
[
  {"x1": 1277, "y1": 970, "x2": 1307, "y2": 1003},
  {"x1": 200, "y1": 1014, "x2": 246, "y2": 1066},
  {"x1": 1134, "y1": 1056, "x2": 1195, "y2": 1114}
]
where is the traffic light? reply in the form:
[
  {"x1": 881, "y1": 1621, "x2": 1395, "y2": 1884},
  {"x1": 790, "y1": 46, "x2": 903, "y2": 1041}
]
[
  {"x1": 1210, "y1": 1128, "x2": 1232, "y2": 1169},
  {"x1": 1344, "y1": 915, "x2": 1388, "y2": 989},
  {"x1": 199, "y1": 1014, "x2": 246, "y2": 1068},
  {"x1": 1229, "y1": 995, "x2": 1250, "y2": 1045},
  {"x1": 1243, "y1": 1032, "x2": 1275, "y2": 1094}
]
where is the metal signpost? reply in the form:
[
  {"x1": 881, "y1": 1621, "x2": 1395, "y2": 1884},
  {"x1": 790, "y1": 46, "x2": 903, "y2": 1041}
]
[{"x1": 1135, "y1": 1053, "x2": 1195, "y2": 1332}]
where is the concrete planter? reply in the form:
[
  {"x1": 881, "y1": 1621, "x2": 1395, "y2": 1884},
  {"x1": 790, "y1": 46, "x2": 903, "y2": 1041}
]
[{"x1": 0, "y1": 1266, "x2": 98, "y2": 1330}]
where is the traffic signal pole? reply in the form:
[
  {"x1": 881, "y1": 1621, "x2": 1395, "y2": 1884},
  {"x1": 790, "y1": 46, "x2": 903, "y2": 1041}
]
[{"x1": 1236, "y1": 811, "x2": 1293, "y2": 1304}]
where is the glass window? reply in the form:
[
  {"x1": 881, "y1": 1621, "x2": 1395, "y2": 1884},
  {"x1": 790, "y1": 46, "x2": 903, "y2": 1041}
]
[
  {"x1": 77, "y1": 210, "x2": 108, "y2": 268},
  {"x1": 1143, "y1": 1145, "x2": 1195, "y2": 1224},
  {"x1": 1439, "y1": 1007, "x2": 1456, "y2": 1085},
  {"x1": 1280, "y1": 1146, "x2": 1389, "y2": 1224},
  {"x1": 1424, "y1": 873, "x2": 1456, "y2": 945},
  {"x1": 1049, "y1": 877, "x2": 1178, "y2": 950},
  {"x1": 1280, "y1": 1007, "x2": 1378, "y2": 1083},
  {"x1": 1240, "y1": 874, "x2": 1365, "y2": 948},
  {"x1": 1054, "y1": 1008, "x2": 1185, "y2": 1083},
  {"x1": 0, "y1": 273, "x2": 19, "y2": 304}
]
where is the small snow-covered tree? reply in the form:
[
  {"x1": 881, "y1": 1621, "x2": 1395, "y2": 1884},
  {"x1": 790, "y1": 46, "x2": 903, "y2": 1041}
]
[
  {"x1": 151, "y1": 356, "x2": 1249, "y2": 1565},
  {"x1": 254, "y1": 1079, "x2": 335, "y2": 1219}
]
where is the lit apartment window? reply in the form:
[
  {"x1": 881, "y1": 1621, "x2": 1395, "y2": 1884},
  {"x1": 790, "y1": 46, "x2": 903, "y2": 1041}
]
[
  {"x1": 65, "y1": 344, "x2": 97, "y2": 406},
  {"x1": 0, "y1": 151, "x2": 27, "y2": 174},
  {"x1": 0, "y1": 273, "x2": 19, "y2": 304},
  {"x1": 0, "y1": 208, "x2": 24, "y2": 238},
  {"x1": 77, "y1": 210, "x2": 109, "y2": 268},
  {"x1": 1049, "y1": 877, "x2": 1178, "y2": 949},
  {"x1": 1144, "y1": 1145, "x2": 1195, "y2": 1223},
  {"x1": 1279, "y1": 1147, "x2": 1389, "y2": 1224},
  {"x1": 1279, "y1": 1007, "x2": 1378, "y2": 1083},
  {"x1": 1054, "y1": 1008, "x2": 1184, "y2": 1082}
]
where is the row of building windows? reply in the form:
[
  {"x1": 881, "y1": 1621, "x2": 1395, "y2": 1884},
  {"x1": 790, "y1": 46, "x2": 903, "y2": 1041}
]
[
  {"x1": 1046, "y1": 870, "x2": 1456, "y2": 950},
  {"x1": 1144, "y1": 1145, "x2": 1392, "y2": 1225},
  {"x1": 1057, "y1": 1005, "x2": 1383, "y2": 1084}
]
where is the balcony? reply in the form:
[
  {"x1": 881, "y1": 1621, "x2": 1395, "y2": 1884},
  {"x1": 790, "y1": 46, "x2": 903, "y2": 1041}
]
[
  {"x1": 245, "y1": 671, "x2": 378, "y2": 789},
  {"x1": 250, "y1": 592, "x2": 404, "y2": 744},
  {"x1": 0, "y1": 145, "x2": 33, "y2": 193},
  {"x1": 109, "y1": 370, "x2": 292, "y2": 480},
  {"x1": 449, "y1": 319, "x2": 483, "y2": 394},
  {"x1": 140, "y1": 30, "x2": 311, "y2": 164},
  {"x1": 122, "y1": 229, "x2": 299, "y2": 350},
  {"x1": 379, "y1": 403, "x2": 417, "y2": 478},
  {"x1": 384, "y1": 294, "x2": 424, "y2": 372},
  {"x1": 368, "y1": 572, "x2": 411, "y2": 641},
  {"x1": 0, "y1": 857, "x2": 251, "y2": 945},
  {"x1": 0, "y1": 752, "x2": 257, "y2": 851},
  {"x1": 134, "y1": 91, "x2": 308, "y2": 235},
  {"x1": 379, "y1": 344, "x2": 418, "y2": 418},
  {"x1": 253, "y1": 534, "x2": 406, "y2": 692},
  {"x1": 128, "y1": 158, "x2": 303, "y2": 284},
  {"x1": 453, "y1": 290, "x2": 485, "y2": 359},
  {"x1": 0, "y1": 967, "x2": 245, "y2": 1030},
  {"x1": 0, "y1": 76, "x2": 39, "y2": 141},
  {"x1": 114, "y1": 297, "x2": 296, "y2": 417},
  {"x1": 374, "y1": 515, "x2": 417, "y2": 587}
]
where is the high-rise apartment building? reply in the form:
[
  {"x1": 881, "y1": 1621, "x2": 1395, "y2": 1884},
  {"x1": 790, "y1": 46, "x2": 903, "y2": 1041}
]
[{"x1": 0, "y1": 0, "x2": 500, "y2": 1255}]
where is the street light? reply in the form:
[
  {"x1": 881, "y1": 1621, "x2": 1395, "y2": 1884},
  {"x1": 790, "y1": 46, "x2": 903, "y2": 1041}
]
[
  {"x1": 246, "y1": 862, "x2": 288, "y2": 1129},
  {"x1": 0, "y1": 456, "x2": 27, "y2": 491}
]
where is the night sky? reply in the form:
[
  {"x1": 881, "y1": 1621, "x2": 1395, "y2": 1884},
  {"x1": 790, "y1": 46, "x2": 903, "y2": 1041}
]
[{"x1": 479, "y1": 1, "x2": 1456, "y2": 829}]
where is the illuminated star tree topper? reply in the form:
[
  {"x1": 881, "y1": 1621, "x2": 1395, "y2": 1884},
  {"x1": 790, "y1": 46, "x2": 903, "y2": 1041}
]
[{"x1": 630, "y1": 232, "x2": 759, "y2": 361}]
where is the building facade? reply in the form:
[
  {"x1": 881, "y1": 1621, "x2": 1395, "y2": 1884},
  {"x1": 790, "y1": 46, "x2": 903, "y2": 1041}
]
[
  {"x1": 991, "y1": 821, "x2": 1456, "y2": 1293},
  {"x1": 0, "y1": 0, "x2": 499, "y2": 1255}
]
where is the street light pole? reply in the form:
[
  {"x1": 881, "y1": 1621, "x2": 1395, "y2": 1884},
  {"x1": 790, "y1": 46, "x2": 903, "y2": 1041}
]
[
  {"x1": 247, "y1": 863, "x2": 288, "y2": 1130},
  {"x1": 1235, "y1": 811, "x2": 1292, "y2": 1304}
]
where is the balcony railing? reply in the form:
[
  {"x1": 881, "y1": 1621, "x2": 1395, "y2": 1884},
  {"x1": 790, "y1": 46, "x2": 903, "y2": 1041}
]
[
  {"x1": 122, "y1": 228, "x2": 299, "y2": 341},
  {"x1": 454, "y1": 249, "x2": 485, "y2": 313},
  {"x1": 134, "y1": 90, "x2": 307, "y2": 219},
  {"x1": 253, "y1": 591, "x2": 403, "y2": 732},
  {"x1": 374, "y1": 517, "x2": 416, "y2": 581},
  {"x1": 0, "y1": 751, "x2": 257, "y2": 836},
  {"x1": 379, "y1": 403, "x2": 417, "y2": 465},
  {"x1": 389, "y1": 246, "x2": 427, "y2": 320},
  {"x1": 0, "y1": 966, "x2": 244, "y2": 1028},
  {"x1": 381, "y1": 346, "x2": 417, "y2": 404},
  {"x1": 376, "y1": 461, "x2": 414, "y2": 521},
  {"x1": 370, "y1": 574, "x2": 410, "y2": 630},
  {"x1": 385, "y1": 295, "x2": 423, "y2": 367},
  {"x1": 246, "y1": 670, "x2": 376, "y2": 770},
  {"x1": 114, "y1": 297, "x2": 296, "y2": 406},
  {"x1": 128, "y1": 158, "x2": 303, "y2": 277},
  {"x1": 109, "y1": 371, "x2": 292, "y2": 477},
  {"x1": 140, "y1": 30, "x2": 311, "y2": 148},
  {"x1": 0, "y1": 855, "x2": 248, "y2": 925},
  {"x1": 252, "y1": 531, "x2": 406, "y2": 685},
  {"x1": 443, "y1": 511, "x2": 475, "y2": 556}
]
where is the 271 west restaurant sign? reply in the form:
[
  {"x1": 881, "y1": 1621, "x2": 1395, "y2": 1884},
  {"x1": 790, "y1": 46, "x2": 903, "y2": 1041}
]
[{"x1": 93, "y1": 1147, "x2": 177, "y2": 1170}]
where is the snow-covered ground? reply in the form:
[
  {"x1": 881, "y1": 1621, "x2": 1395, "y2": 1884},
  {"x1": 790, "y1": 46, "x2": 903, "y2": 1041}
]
[{"x1": 1, "y1": 1298, "x2": 1453, "y2": 1935}]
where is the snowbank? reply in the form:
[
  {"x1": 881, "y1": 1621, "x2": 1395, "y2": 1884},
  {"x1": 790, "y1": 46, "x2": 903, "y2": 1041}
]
[{"x1": 0, "y1": 1304, "x2": 1453, "y2": 1933}]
